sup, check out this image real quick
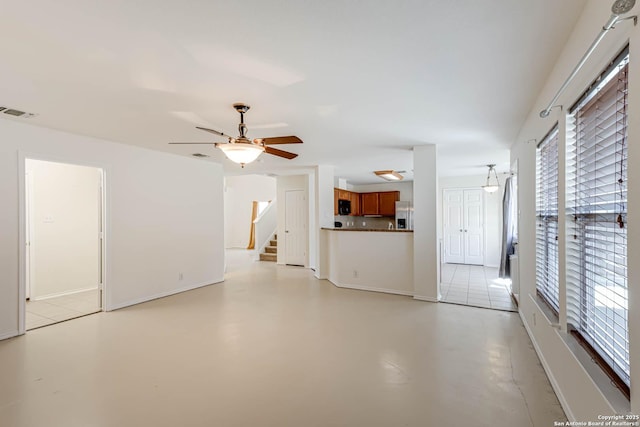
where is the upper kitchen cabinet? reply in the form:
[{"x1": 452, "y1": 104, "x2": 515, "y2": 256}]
[
  {"x1": 361, "y1": 191, "x2": 400, "y2": 216},
  {"x1": 379, "y1": 191, "x2": 400, "y2": 216},
  {"x1": 361, "y1": 193, "x2": 379, "y2": 215},
  {"x1": 350, "y1": 191, "x2": 361, "y2": 216}
]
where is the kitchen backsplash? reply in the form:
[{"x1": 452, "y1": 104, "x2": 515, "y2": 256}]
[{"x1": 334, "y1": 215, "x2": 395, "y2": 230}]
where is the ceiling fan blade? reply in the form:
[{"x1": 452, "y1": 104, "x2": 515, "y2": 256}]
[
  {"x1": 196, "y1": 126, "x2": 233, "y2": 139},
  {"x1": 255, "y1": 136, "x2": 302, "y2": 145},
  {"x1": 264, "y1": 146, "x2": 298, "y2": 159},
  {"x1": 169, "y1": 142, "x2": 216, "y2": 145}
]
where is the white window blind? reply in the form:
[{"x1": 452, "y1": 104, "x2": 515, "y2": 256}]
[
  {"x1": 566, "y1": 49, "x2": 629, "y2": 388},
  {"x1": 536, "y1": 126, "x2": 560, "y2": 313}
]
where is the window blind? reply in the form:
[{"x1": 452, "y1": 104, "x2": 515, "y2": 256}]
[
  {"x1": 566, "y1": 49, "x2": 629, "y2": 388},
  {"x1": 536, "y1": 126, "x2": 560, "y2": 313}
]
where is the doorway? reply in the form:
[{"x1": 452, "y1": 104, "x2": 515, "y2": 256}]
[
  {"x1": 284, "y1": 190, "x2": 307, "y2": 266},
  {"x1": 443, "y1": 188, "x2": 484, "y2": 265},
  {"x1": 24, "y1": 159, "x2": 104, "y2": 330}
]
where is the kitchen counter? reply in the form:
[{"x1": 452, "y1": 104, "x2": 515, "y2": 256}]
[
  {"x1": 321, "y1": 227, "x2": 413, "y2": 232},
  {"x1": 321, "y1": 228, "x2": 413, "y2": 296}
]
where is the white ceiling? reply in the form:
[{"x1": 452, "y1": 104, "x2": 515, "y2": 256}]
[{"x1": 0, "y1": 0, "x2": 586, "y2": 184}]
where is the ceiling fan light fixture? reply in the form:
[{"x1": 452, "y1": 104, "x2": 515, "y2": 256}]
[
  {"x1": 375, "y1": 170, "x2": 403, "y2": 181},
  {"x1": 218, "y1": 142, "x2": 265, "y2": 167},
  {"x1": 482, "y1": 164, "x2": 500, "y2": 193}
]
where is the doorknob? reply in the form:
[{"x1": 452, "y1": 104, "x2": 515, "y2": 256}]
[
  {"x1": 459, "y1": 229, "x2": 463, "y2": 232},
  {"x1": 285, "y1": 230, "x2": 289, "y2": 233}
]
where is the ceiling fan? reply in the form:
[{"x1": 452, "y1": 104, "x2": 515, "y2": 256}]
[{"x1": 170, "y1": 103, "x2": 302, "y2": 167}]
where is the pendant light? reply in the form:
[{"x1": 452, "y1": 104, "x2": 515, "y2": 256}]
[{"x1": 483, "y1": 164, "x2": 500, "y2": 193}]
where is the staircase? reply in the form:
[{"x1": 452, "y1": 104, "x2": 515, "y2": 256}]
[{"x1": 259, "y1": 234, "x2": 277, "y2": 262}]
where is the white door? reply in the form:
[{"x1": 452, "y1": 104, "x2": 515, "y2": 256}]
[
  {"x1": 25, "y1": 171, "x2": 34, "y2": 300},
  {"x1": 463, "y1": 189, "x2": 484, "y2": 265},
  {"x1": 443, "y1": 188, "x2": 484, "y2": 265},
  {"x1": 284, "y1": 190, "x2": 307, "y2": 266},
  {"x1": 443, "y1": 190, "x2": 464, "y2": 263}
]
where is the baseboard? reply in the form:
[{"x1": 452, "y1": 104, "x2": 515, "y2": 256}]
[
  {"x1": 330, "y1": 280, "x2": 413, "y2": 297},
  {"x1": 108, "y1": 279, "x2": 224, "y2": 311},
  {"x1": 519, "y1": 308, "x2": 575, "y2": 422},
  {"x1": 413, "y1": 295, "x2": 440, "y2": 303},
  {"x1": 32, "y1": 286, "x2": 98, "y2": 301},
  {"x1": 0, "y1": 330, "x2": 20, "y2": 341}
]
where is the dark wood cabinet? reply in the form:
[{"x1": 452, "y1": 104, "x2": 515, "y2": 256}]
[
  {"x1": 379, "y1": 191, "x2": 400, "y2": 216},
  {"x1": 350, "y1": 192, "x2": 360, "y2": 216},
  {"x1": 335, "y1": 189, "x2": 400, "y2": 217},
  {"x1": 361, "y1": 193, "x2": 379, "y2": 215}
]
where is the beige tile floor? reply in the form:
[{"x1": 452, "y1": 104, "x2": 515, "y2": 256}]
[
  {"x1": 0, "y1": 252, "x2": 564, "y2": 426},
  {"x1": 26, "y1": 288, "x2": 101, "y2": 330},
  {"x1": 440, "y1": 264, "x2": 517, "y2": 311}
]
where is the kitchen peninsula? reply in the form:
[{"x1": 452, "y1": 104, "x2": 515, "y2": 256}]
[{"x1": 322, "y1": 228, "x2": 414, "y2": 296}]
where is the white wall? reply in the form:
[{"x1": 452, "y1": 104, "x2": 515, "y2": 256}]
[
  {"x1": 27, "y1": 159, "x2": 101, "y2": 299},
  {"x1": 0, "y1": 119, "x2": 225, "y2": 340},
  {"x1": 326, "y1": 230, "x2": 413, "y2": 295},
  {"x1": 439, "y1": 174, "x2": 506, "y2": 267},
  {"x1": 413, "y1": 145, "x2": 439, "y2": 301},
  {"x1": 224, "y1": 174, "x2": 276, "y2": 248},
  {"x1": 350, "y1": 181, "x2": 414, "y2": 202},
  {"x1": 276, "y1": 174, "x2": 309, "y2": 266},
  {"x1": 510, "y1": 0, "x2": 639, "y2": 418}
]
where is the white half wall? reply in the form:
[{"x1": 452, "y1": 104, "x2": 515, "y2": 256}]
[
  {"x1": 439, "y1": 174, "x2": 506, "y2": 267},
  {"x1": 27, "y1": 159, "x2": 101, "y2": 299},
  {"x1": 0, "y1": 119, "x2": 225, "y2": 340},
  {"x1": 326, "y1": 230, "x2": 414, "y2": 295},
  {"x1": 224, "y1": 174, "x2": 276, "y2": 249}
]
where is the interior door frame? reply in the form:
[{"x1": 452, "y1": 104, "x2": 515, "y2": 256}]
[
  {"x1": 17, "y1": 152, "x2": 109, "y2": 335},
  {"x1": 442, "y1": 187, "x2": 486, "y2": 265}
]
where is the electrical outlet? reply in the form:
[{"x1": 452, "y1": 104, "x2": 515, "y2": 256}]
[
  {"x1": 533, "y1": 312, "x2": 536, "y2": 326},
  {"x1": 178, "y1": 273, "x2": 183, "y2": 281},
  {"x1": 353, "y1": 270, "x2": 358, "y2": 278}
]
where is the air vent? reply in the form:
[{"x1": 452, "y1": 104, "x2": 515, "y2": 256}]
[
  {"x1": 192, "y1": 153, "x2": 210, "y2": 158},
  {"x1": 1, "y1": 106, "x2": 37, "y2": 118}
]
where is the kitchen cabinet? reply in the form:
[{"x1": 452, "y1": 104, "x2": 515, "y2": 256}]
[
  {"x1": 361, "y1": 193, "x2": 379, "y2": 215},
  {"x1": 335, "y1": 189, "x2": 400, "y2": 217},
  {"x1": 379, "y1": 191, "x2": 400, "y2": 216},
  {"x1": 360, "y1": 191, "x2": 400, "y2": 216},
  {"x1": 350, "y1": 191, "x2": 361, "y2": 216},
  {"x1": 338, "y1": 189, "x2": 350, "y2": 201}
]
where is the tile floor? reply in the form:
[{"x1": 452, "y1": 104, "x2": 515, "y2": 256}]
[
  {"x1": 26, "y1": 289, "x2": 101, "y2": 330},
  {"x1": 440, "y1": 263, "x2": 517, "y2": 312},
  {"x1": 0, "y1": 252, "x2": 565, "y2": 426}
]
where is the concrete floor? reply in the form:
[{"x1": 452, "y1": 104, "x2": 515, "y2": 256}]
[{"x1": 0, "y1": 251, "x2": 565, "y2": 426}]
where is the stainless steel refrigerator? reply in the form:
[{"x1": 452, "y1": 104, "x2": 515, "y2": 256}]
[{"x1": 395, "y1": 201, "x2": 413, "y2": 230}]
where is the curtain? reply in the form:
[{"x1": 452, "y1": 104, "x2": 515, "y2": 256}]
[
  {"x1": 246, "y1": 201, "x2": 258, "y2": 250},
  {"x1": 499, "y1": 177, "x2": 517, "y2": 278}
]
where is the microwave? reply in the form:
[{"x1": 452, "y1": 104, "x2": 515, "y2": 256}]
[{"x1": 338, "y1": 199, "x2": 351, "y2": 215}]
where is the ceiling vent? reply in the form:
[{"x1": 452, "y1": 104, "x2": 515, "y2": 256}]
[
  {"x1": 192, "y1": 153, "x2": 210, "y2": 158},
  {"x1": 1, "y1": 106, "x2": 37, "y2": 118}
]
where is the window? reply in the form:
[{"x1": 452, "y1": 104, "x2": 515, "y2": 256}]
[
  {"x1": 536, "y1": 126, "x2": 560, "y2": 313},
  {"x1": 566, "y1": 48, "x2": 629, "y2": 390}
]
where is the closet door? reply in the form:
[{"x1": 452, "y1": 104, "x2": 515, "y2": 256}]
[
  {"x1": 443, "y1": 190, "x2": 464, "y2": 263},
  {"x1": 443, "y1": 188, "x2": 484, "y2": 265},
  {"x1": 463, "y1": 189, "x2": 484, "y2": 265}
]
